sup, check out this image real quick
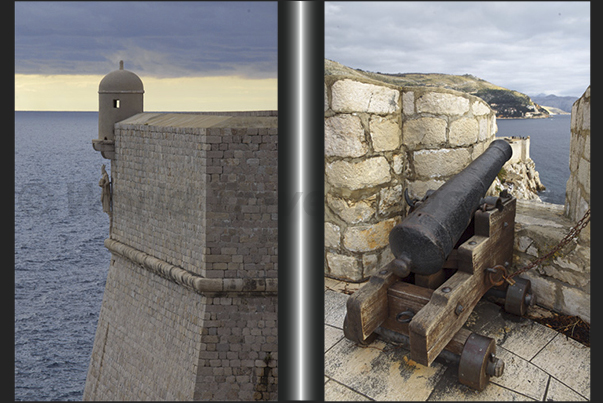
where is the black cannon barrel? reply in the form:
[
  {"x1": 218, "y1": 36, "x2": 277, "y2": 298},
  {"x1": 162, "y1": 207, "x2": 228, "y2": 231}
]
[{"x1": 389, "y1": 139, "x2": 512, "y2": 276}]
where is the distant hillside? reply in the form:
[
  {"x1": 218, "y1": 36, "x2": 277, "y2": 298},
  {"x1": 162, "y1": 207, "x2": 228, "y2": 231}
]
[
  {"x1": 530, "y1": 94, "x2": 578, "y2": 113},
  {"x1": 325, "y1": 59, "x2": 549, "y2": 119}
]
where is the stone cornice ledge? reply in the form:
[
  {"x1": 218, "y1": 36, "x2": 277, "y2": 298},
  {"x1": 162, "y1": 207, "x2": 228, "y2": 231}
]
[{"x1": 104, "y1": 238, "x2": 277, "y2": 295}]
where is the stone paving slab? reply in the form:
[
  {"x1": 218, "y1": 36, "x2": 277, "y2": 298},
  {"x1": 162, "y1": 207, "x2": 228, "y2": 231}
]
[{"x1": 324, "y1": 281, "x2": 591, "y2": 401}]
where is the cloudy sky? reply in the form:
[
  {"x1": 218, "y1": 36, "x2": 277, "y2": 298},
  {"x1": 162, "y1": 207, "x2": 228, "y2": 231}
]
[
  {"x1": 325, "y1": 2, "x2": 589, "y2": 97},
  {"x1": 15, "y1": 1, "x2": 277, "y2": 111}
]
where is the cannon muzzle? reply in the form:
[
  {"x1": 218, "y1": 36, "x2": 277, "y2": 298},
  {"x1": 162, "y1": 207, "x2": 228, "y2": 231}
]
[{"x1": 389, "y1": 139, "x2": 512, "y2": 276}]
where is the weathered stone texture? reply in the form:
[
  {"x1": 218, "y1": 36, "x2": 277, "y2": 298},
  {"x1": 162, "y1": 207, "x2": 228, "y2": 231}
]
[
  {"x1": 331, "y1": 79, "x2": 400, "y2": 114},
  {"x1": 326, "y1": 252, "x2": 361, "y2": 281},
  {"x1": 325, "y1": 114, "x2": 368, "y2": 157},
  {"x1": 85, "y1": 112, "x2": 278, "y2": 401},
  {"x1": 369, "y1": 115, "x2": 400, "y2": 151},
  {"x1": 326, "y1": 157, "x2": 392, "y2": 190},
  {"x1": 565, "y1": 86, "x2": 590, "y2": 223},
  {"x1": 513, "y1": 200, "x2": 590, "y2": 322},
  {"x1": 472, "y1": 100, "x2": 491, "y2": 116},
  {"x1": 84, "y1": 255, "x2": 206, "y2": 401},
  {"x1": 327, "y1": 194, "x2": 376, "y2": 224},
  {"x1": 415, "y1": 92, "x2": 470, "y2": 115},
  {"x1": 403, "y1": 117, "x2": 447, "y2": 150},
  {"x1": 343, "y1": 218, "x2": 398, "y2": 253},
  {"x1": 449, "y1": 117, "x2": 478, "y2": 146},
  {"x1": 413, "y1": 148, "x2": 471, "y2": 179}
]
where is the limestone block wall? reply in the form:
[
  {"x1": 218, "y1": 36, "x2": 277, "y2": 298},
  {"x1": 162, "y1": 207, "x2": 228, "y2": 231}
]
[
  {"x1": 324, "y1": 76, "x2": 497, "y2": 281},
  {"x1": 513, "y1": 200, "x2": 590, "y2": 322},
  {"x1": 565, "y1": 86, "x2": 590, "y2": 223},
  {"x1": 84, "y1": 111, "x2": 278, "y2": 401},
  {"x1": 511, "y1": 87, "x2": 590, "y2": 323}
]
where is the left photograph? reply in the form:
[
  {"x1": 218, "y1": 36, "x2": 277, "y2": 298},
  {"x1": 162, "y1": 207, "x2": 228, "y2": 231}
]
[{"x1": 15, "y1": 2, "x2": 278, "y2": 401}]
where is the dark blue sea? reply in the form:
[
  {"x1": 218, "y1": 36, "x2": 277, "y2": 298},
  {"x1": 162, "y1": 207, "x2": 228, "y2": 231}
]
[
  {"x1": 15, "y1": 111, "x2": 111, "y2": 401},
  {"x1": 496, "y1": 114, "x2": 572, "y2": 205}
]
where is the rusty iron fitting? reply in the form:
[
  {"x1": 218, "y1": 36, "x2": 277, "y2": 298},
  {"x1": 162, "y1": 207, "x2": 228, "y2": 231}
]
[{"x1": 486, "y1": 353, "x2": 505, "y2": 377}]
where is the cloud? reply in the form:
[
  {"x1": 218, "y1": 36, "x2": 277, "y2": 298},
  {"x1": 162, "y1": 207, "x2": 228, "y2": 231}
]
[
  {"x1": 325, "y1": 1, "x2": 589, "y2": 96},
  {"x1": 15, "y1": 2, "x2": 277, "y2": 79}
]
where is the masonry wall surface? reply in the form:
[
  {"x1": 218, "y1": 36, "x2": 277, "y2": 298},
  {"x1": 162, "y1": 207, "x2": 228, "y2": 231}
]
[
  {"x1": 84, "y1": 111, "x2": 278, "y2": 401},
  {"x1": 324, "y1": 75, "x2": 497, "y2": 281},
  {"x1": 565, "y1": 86, "x2": 590, "y2": 223},
  {"x1": 509, "y1": 86, "x2": 591, "y2": 323}
]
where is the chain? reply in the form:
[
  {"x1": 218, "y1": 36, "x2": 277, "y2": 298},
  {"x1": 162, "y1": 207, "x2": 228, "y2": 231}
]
[{"x1": 509, "y1": 208, "x2": 590, "y2": 279}]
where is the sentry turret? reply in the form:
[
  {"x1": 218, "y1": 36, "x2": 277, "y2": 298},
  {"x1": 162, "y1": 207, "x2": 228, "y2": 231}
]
[{"x1": 92, "y1": 60, "x2": 144, "y2": 159}]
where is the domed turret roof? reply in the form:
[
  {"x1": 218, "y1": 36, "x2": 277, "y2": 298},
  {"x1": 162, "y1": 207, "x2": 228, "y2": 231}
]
[{"x1": 99, "y1": 61, "x2": 144, "y2": 94}]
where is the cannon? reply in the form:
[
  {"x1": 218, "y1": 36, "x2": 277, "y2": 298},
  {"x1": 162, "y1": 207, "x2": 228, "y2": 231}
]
[{"x1": 343, "y1": 139, "x2": 534, "y2": 391}]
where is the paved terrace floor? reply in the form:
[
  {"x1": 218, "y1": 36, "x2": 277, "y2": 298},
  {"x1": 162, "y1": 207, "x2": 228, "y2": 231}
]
[{"x1": 324, "y1": 278, "x2": 590, "y2": 401}]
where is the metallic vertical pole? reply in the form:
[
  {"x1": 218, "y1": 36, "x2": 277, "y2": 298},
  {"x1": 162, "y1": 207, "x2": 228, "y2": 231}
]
[{"x1": 278, "y1": 1, "x2": 324, "y2": 400}]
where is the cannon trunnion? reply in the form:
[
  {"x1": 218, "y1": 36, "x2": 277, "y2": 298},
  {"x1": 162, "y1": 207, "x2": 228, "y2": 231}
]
[{"x1": 344, "y1": 140, "x2": 534, "y2": 392}]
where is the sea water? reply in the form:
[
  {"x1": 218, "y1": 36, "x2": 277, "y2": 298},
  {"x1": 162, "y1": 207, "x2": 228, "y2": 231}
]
[
  {"x1": 496, "y1": 114, "x2": 572, "y2": 205},
  {"x1": 15, "y1": 111, "x2": 110, "y2": 401}
]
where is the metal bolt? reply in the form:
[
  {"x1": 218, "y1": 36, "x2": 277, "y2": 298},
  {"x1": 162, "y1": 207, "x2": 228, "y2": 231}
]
[
  {"x1": 469, "y1": 241, "x2": 477, "y2": 245},
  {"x1": 503, "y1": 221, "x2": 508, "y2": 228},
  {"x1": 524, "y1": 292, "x2": 534, "y2": 306},
  {"x1": 379, "y1": 270, "x2": 388, "y2": 275},
  {"x1": 442, "y1": 287, "x2": 451, "y2": 293},
  {"x1": 486, "y1": 355, "x2": 505, "y2": 377},
  {"x1": 455, "y1": 304, "x2": 464, "y2": 315}
]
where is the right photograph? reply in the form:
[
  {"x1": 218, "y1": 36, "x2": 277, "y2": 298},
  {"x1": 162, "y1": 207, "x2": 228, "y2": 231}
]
[{"x1": 323, "y1": 2, "x2": 590, "y2": 401}]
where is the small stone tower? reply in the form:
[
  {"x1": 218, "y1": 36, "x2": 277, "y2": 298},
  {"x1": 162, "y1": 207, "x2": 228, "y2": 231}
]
[{"x1": 92, "y1": 60, "x2": 144, "y2": 159}]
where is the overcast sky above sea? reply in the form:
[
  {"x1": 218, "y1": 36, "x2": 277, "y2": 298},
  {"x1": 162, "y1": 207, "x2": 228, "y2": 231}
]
[
  {"x1": 15, "y1": 1, "x2": 277, "y2": 111},
  {"x1": 325, "y1": 1, "x2": 589, "y2": 97}
]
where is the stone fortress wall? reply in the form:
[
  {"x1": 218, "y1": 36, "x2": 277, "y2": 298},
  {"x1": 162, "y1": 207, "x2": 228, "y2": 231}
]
[
  {"x1": 84, "y1": 111, "x2": 278, "y2": 400},
  {"x1": 565, "y1": 86, "x2": 590, "y2": 223},
  {"x1": 514, "y1": 86, "x2": 590, "y2": 322},
  {"x1": 324, "y1": 73, "x2": 590, "y2": 322},
  {"x1": 324, "y1": 75, "x2": 497, "y2": 281}
]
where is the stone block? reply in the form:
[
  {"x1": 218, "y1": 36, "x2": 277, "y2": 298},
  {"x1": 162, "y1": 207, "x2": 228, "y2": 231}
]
[
  {"x1": 325, "y1": 222, "x2": 341, "y2": 248},
  {"x1": 326, "y1": 252, "x2": 361, "y2": 281},
  {"x1": 471, "y1": 100, "x2": 491, "y2": 116},
  {"x1": 415, "y1": 92, "x2": 469, "y2": 115},
  {"x1": 326, "y1": 157, "x2": 392, "y2": 190},
  {"x1": 402, "y1": 117, "x2": 447, "y2": 150},
  {"x1": 478, "y1": 116, "x2": 490, "y2": 141},
  {"x1": 331, "y1": 79, "x2": 399, "y2": 114},
  {"x1": 343, "y1": 218, "x2": 397, "y2": 252},
  {"x1": 378, "y1": 185, "x2": 403, "y2": 217},
  {"x1": 327, "y1": 194, "x2": 376, "y2": 224},
  {"x1": 448, "y1": 117, "x2": 478, "y2": 146},
  {"x1": 361, "y1": 253, "x2": 379, "y2": 277},
  {"x1": 392, "y1": 153, "x2": 404, "y2": 175},
  {"x1": 577, "y1": 157, "x2": 590, "y2": 190},
  {"x1": 325, "y1": 114, "x2": 368, "y2": 158},
  {"x1": 404, "y1": 179, "x2": 445, "y2": 200},
  {"x1": 402, "y1": 91, "x2": 415, "y2": 116},
  {"x1": 412, "y1": 148, "x2": 471, "y2": 179},
  {"x1": 561, "y1": 286, "x2": 590, "y2": 323},
  {"x1": 369, "y1": 115, "x2": 401, "y2": 152},
  {"x1": 580, "y1": 98, "x2": 590, "y2": 131}
]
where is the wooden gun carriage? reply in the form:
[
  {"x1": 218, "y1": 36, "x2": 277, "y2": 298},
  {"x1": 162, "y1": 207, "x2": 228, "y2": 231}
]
[{"x1": 343, "y1": 140, "x2": 534, "y2": 391}]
